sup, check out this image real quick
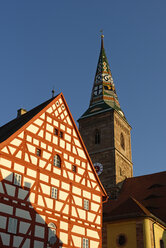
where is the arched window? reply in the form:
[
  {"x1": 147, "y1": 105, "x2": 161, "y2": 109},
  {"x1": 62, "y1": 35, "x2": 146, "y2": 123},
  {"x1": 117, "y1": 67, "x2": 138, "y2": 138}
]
[
  {"x1": 48, "y1": 223, "x2": 56, "y2": 245},
  {"x1": 95, "y1": 130, "x2": 100, "y2": 144},
  {"x1": 120, "y1": 133, "x2": 125, "y2": 150},
  {"x1": 53, "y1": 155, "x2": 61, "y2": 168},
  {"x1": 160, "y1": 240, "x2": 164, "y2": 248}
]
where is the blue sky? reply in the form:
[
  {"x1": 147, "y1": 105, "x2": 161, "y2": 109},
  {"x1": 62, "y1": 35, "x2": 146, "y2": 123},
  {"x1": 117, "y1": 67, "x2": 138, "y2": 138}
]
[{"x1": 0, "y1": 0, "x2": 165, "y2": 177}]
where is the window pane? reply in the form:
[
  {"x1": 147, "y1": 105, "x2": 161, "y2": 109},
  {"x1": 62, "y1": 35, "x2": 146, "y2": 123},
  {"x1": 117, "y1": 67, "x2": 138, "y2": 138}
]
[
  {"x1": 53, "y1": 155, "x2": 61, "y2": 168},
  {"x1": 8, "y1": 218, "x2": 18, "y2": 234},
  {"x1": 51, "y1": 187, "x2": 58, "y2": 199},
  {"x1": 36, "y1": 148, "x2": 41, "y2": 156},
  {"x1": 48, "y1": 223, "x2": 56, "y2": 245},
  {"x1": 14, "y1": 173, "x2": 22, "y2": 186},
  {"x1": 54, "y1": 128, "x2": 58, "y2": 136},
  {"x1": 84, "y1": 200, "x2": 89, "y2": 210},
  {"x1": 59, "y1": 131, "x2": 63, "y2": 138}
]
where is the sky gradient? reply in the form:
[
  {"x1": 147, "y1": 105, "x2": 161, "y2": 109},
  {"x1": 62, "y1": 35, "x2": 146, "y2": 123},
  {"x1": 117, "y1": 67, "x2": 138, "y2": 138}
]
[{"x1": 0, "y1": 0, "x2": 165, "y2": 177}]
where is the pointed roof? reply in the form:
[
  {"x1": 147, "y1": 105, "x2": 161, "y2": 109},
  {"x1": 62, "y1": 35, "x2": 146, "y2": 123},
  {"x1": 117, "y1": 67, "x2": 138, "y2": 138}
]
[
  {"x1": 79, "y1": 35, "x2": 125, "y2": 120},
  {"x1": 0, "y1": 97, "x2": 56, "y2": 143},
  {"x1": 0, "y1": 93, "x2": 108, "y2": 198}
]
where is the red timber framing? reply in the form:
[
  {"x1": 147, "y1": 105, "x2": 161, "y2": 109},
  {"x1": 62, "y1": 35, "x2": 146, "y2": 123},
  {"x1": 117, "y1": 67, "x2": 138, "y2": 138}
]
[{"x1": 0, "y1": 93, "x2": 107, "y2": 248}]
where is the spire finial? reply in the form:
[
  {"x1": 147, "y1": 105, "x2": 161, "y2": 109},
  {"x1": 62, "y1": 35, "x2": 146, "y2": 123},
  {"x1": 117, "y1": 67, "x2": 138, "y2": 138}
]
[
  {"x1": 100, "y1": 30, "x2": 104, "y2": 48},
  {"x1": 52, "y1": 88, "x2": 55, "y2": 98}
]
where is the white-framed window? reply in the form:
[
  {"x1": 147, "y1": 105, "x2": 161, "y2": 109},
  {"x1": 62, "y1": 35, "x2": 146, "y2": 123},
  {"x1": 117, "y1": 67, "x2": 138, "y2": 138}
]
[
  {"x1": 8, "y1": 217, "x2": 18, "y2": 234},
  {"x1": 83, "y1": 238, "x2": 89, "y2": 248},
  {"x1": 14, "y1": 173, "x2": 22, "y2": 186},
  {"x1": 84, "y1": 199, "x2": 89, "y2": 210},
  {"x1": 51, "y1": 187, "x2": 58, "y2": 199},
  {"x1": 48, "y1": 222, "x2": 56, "y2": 245},
  {"x1": 53, "y1": 155, "x2": 61, "y2": 168}
]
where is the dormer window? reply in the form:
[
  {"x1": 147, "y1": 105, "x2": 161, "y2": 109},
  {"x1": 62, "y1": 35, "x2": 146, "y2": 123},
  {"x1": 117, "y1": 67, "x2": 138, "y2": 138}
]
[{"x1": 95, "y1": 129, "x2": 100, "y2": 144}]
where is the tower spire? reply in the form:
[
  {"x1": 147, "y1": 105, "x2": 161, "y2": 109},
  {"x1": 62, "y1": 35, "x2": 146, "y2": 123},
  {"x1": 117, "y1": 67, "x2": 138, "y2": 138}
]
[
  {"x1": 79, "y1": 36, "x2": 126, "y2": 120},
  {"x1": 89, "y1": 35, "x2": 121, "y2": 110},
  {"x1": 100, "y1": 30, "x2": 104, "y2": 49}
]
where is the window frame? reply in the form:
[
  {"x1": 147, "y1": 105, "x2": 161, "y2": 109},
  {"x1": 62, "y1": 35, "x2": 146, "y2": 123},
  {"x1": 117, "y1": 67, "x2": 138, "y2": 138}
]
[
  {"x1": 53, "y1": 154, "x2": 61, "y2": 168},
  {"x1": 83, "y1": 199, "x2": 89, "y2": 211},
  {"x1": 8, "y1": 217, "x2": 18, "y2": 234},
  {"x1": 72, "y1": 165, "x2": 77, "y2": 173},
  {"x1": 48, "y1": 222, "x2": 56, "y2": 245},
  {"x1": 83, "y1": 238, "x2": 89, "y2": 248},
  {"x1": 13, "y1": 173, "x2": 22, "y2": 186},
  {"x1": 51, "y1": 187, "x2": 58, "y2": 200},
  {"x1": 36, "y1": 148, "x2": 42, "y2": 157}
]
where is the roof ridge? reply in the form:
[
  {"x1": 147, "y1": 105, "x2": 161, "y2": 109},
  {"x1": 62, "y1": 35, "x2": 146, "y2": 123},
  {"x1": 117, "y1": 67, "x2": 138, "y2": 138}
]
[{"x1": 0, "y1": 96, "x2": 58, "y2": 143}]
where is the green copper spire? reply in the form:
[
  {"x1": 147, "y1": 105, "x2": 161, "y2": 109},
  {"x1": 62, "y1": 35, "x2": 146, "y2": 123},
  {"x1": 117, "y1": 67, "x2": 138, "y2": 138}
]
[
  {"x1": 79, "y1": 35, "x2": 126, "y2": 120},
  {"x1": 90, "y1": 34, "x2": 120, "y2": 108}
]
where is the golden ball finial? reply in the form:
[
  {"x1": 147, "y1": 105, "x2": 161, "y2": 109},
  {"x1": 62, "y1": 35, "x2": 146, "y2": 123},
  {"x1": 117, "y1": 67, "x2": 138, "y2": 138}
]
[{"x1": 100, "y1": 29, "x2": 104, "y2": 38}]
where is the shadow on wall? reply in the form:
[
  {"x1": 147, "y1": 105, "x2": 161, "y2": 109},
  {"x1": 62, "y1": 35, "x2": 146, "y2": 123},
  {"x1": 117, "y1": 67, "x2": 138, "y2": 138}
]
[
  {"x1": 0, "y1": 173, "x2": 63, "y2": 248},
  {"x1": 161, "y1": 231, "x2": 166, "y2": 248}
]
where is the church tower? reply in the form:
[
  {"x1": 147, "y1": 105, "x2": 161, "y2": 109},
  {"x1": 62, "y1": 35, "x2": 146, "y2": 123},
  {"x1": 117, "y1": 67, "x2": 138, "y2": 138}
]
[{"x1": 78, "y1": 35, "x2": 133, "y2": 198}]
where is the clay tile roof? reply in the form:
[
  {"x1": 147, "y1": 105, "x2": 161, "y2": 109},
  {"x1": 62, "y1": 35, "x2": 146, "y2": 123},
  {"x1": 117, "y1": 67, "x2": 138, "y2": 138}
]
[
  {"x1": 104, "y1": 197, "x2": 152, "y2": 221},
  {"x1": 0, "y1": 96, "x2": 57, "y2": 143},
  {"x1": 104, "y1": 171, "x2": 166, "y2": 224}
]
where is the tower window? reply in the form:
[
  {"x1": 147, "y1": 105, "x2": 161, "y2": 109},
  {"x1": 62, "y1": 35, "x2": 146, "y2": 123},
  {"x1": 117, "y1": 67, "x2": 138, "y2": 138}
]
[
  {"x1": 120, "y1": 133, "x2": 125, "y2": 150},
  {"x1": 53, "y1": 155, "x2": 61, "y2": 168},
  {"x1": 95, "y1": 130, "x2": 100, "y2": 144},
  {"x1": 48, "y1": 223, "x2": 56, "y2": 245}
]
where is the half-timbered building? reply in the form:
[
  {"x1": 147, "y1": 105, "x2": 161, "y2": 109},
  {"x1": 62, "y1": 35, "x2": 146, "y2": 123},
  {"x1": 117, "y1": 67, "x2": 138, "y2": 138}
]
[{"x1": 0, "y1": 93, "x2": 107, "y2": 248}]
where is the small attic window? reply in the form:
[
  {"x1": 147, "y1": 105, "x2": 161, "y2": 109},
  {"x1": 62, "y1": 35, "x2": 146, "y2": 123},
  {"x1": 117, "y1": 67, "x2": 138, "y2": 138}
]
[
  {"x1": 72, "y1": 165, "x2": 77, "y2": 173},
  {"x1": 36, "y1": 148, "x2": 41, "y2": 157},
  {"x1": 54, "y1": 128, "x2": 58, "y2": 136},
  {"x1": 59, "y1": 131, "x2": 63, "y2": 139}
]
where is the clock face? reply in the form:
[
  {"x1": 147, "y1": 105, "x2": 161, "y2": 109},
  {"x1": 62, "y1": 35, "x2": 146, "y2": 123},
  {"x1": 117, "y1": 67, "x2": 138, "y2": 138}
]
[{"x1": 94, "y1": 162, "x2": 103, "y2": 176}]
